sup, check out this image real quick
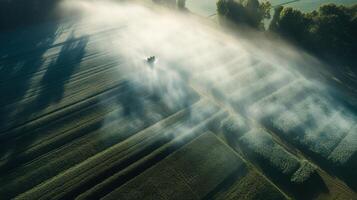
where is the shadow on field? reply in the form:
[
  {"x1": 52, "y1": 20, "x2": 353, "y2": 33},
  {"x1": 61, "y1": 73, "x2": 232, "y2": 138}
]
[
  {"x1": 0, "y1": 22, "x2": 61, "y2": 132},
  {"x1": 10, "y1": 31, "x2": 89, "y2": 121},
  {"x1": 0, "y1": 29, "x2": 87, "y2": 130},
  {"x1": 35, "y1": 32, "x2": 89, "y2": 108},
  {"x1": 0, "y1": 29, "x2": 89, "y2": 175},
  {"x1": 117, "y1": 80, "x2": 146, "y2": 119},
  {"x1": 0, "y1": 21, "x2": 61, "y2": 173},
  {"x1": 0, "y1": 0, "x2": 61, "y2": 31}
]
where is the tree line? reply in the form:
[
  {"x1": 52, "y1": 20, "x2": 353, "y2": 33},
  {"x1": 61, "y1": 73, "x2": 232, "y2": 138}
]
[{"x1": 217, "y1": 0, "x2": 357, "y2": 79}]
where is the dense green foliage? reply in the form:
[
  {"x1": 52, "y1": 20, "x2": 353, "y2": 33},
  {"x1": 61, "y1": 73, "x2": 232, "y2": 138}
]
[
  {"x1": 217, "y1": 0, "x2": 271, "y2": 29},
  {"x1": 270, "y1": 4, "x2": 357, "y2": 72},
  {"x1": 216, "y1": 1, "x2": 356, "y2": 94}
]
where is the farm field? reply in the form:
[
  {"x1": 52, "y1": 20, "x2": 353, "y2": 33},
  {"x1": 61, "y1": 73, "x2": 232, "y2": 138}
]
[
  {"x1": 0, "y1": 0, "x2": 357, "y2": 199},
  {"x1": 101, "y1": 132, "x2": 249, "y2": 200}
]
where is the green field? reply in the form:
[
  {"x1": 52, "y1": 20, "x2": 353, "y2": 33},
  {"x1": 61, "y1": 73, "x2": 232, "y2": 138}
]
[
  {"x1": 101, "y1": 132, "x2": 247, "y2": 200},
  {"x1": 0, "y1": 0, "x2": 356, "y2": 199}
]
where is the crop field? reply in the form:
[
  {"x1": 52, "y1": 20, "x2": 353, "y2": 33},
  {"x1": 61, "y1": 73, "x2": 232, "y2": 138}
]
[
  {"x1": 101, "y1": 132, "x2": 247, "y2": 200},
  {"x1": 0, "y1": 0, "x2": 356, "y2": 200}
]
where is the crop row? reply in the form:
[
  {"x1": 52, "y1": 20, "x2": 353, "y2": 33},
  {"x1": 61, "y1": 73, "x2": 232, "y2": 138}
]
[
  {"x1": 15, "y1": 100, "x2": 221, "y2": 199},
  {"x1": 213, "y1": 62, "x2": 276, "y2": 95},
  {"x1": 0, "y1": 85, "x2": 143, "y2": 172},
  {"x1": 230, "y1": 70, "x2": 295, "y2": 109},
  {"x1": 1, "y1": 92, "x2": 198, "y2": 199},
  {"x1": 239, "y1": 129, "x2": 301, "y2": 176},
  {"x1": 101, "y1": 132, "x2": 246, "y2": 200},
  {"x1": 266, "y1": 94, "x2": 355, "y2": 165},
  {"x1": 215, "y1": 170, "x2": 286, "y2": 200},
  {"x1": 0, "y1": 22, "x2": 126, "y2": 68},
  {"x1": 76, "y1": 110, "x2": 226, "y2": 200},
  {"x1": 0, "y1": 65, "x2": 129, "y2": 134}
]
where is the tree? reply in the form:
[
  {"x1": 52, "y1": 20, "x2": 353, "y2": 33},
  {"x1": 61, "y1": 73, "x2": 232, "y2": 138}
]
[
  {"x1": 217, "y1": 0, "x2": 271, "y2": 29},
  {"x1": 270, "y1": 4, "x2": 357, "y2": 73},
  {"x1": 272, "y1": 7, "x2": 312, "y2": 43},
  {"x1": 177, "y1": 0, "x2": 186, "y2": 10}
]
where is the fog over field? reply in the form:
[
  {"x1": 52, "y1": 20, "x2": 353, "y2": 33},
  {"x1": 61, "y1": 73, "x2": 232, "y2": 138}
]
[
  {"x1": 1, "y1": 0, "x2": 356, "y2": 199},
  {"x1": 66, "y1": 0, "x2": 356, "y2": 144}
]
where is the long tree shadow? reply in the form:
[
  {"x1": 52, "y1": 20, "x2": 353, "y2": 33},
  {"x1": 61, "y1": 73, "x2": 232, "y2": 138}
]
[
  {"x1": 0, "y1": 20, "x2": 63, "y2": 175},
  {"x1": 0, "y1": 0, "x2": 61, "y2": 31},
  {"x1": 0, "y1": 30, "x2": 89, "y2": 174},
  {"x1": 34, "y1": 32, "x2": 89, "y2": 109},
  {"x1": 116, "y1": 80, "x2": 146, "y2": 119},
  {"x1": 0, "y1": 21, "x2": 61, "y2": 133}
]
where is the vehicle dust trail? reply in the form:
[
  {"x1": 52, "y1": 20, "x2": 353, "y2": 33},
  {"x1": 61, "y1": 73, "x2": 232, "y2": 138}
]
[{"x1": 62, "y1": 0, "x2": 357, "y2": 165}]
